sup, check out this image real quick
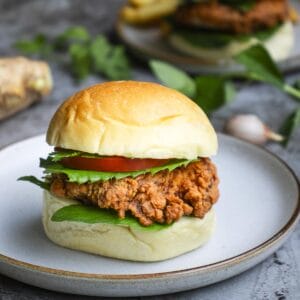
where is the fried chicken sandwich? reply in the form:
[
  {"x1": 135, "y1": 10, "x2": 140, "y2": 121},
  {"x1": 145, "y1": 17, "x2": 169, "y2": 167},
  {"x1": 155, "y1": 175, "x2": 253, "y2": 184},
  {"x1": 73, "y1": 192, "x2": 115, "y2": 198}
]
[
  {"x1": 20, "y1": 81, "x2": 219, "y2": 261},
  {"x1": 167, "y1": 0, "x2": 294, "y2": 63}
]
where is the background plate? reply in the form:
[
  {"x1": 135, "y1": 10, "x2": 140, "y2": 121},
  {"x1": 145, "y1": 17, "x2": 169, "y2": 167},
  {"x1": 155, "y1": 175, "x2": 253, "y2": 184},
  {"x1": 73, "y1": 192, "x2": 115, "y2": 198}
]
[
  {"x1": 117, "y1": 0, "x2": 300, "y2": 74},
  {"x1": 0, "y1": 134, "x2": 299, "y2": 297}
]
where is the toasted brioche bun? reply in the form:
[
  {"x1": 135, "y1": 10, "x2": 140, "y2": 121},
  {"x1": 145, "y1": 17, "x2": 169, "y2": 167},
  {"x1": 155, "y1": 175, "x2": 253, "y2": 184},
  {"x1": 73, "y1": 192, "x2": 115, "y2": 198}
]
[
  {"x1": 43, "y1": 191, "x2": 216, "y2": 262},
  {"x1": 46, "y1": 81, "x2": 217, "y2": 159},
  {"x1": 169, "y1": 21, "x2": 294, "y2": 64}
]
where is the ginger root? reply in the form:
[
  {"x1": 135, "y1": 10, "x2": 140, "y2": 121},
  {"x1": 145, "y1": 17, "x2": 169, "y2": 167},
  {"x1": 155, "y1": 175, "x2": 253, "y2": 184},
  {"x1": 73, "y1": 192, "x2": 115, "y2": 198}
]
[{"x1": 0, "y1": 56, "x2": 52, "y2": 121}]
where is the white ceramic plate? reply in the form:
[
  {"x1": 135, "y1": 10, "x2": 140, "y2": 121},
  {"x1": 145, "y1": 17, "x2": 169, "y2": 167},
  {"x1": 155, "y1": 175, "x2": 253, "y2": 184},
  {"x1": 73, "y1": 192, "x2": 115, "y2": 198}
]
[
  {"x1": 0, "y1": 134, "x2": 299, "y2": 297},
  {"x1": 116, "y1": 1, "x2": 300, "y2": 74}
]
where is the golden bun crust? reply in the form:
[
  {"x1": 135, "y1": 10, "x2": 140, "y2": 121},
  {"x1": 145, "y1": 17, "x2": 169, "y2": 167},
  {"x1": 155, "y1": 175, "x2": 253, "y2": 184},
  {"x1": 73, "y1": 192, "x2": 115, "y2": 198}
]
[
  {"x1": 46, "y1": 81, "x2": 217, "y2": 159},
  {"x1": 43, "y1": 191, "x2": 216, "y2": 262}
]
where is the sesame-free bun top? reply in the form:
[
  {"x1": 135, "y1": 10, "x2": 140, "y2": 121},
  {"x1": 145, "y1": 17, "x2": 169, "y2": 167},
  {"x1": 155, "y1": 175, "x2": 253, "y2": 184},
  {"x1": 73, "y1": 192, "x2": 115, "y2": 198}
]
[{"x1": 46, "y1": 81, "x2": 217, "y2": 159}]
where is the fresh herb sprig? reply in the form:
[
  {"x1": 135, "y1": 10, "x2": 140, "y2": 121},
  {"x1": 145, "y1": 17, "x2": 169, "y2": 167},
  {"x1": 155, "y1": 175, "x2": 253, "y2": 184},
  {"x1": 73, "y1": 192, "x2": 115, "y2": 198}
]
[
  {"x1": 149, "y1": 60, "x2": 235, "y2": 114},
  {"x1": 149, "y1": 44, "x2": 300, "y2": 146},
  {"x1": 14, "y1": 26, "x2": 131, "y2": 81}
]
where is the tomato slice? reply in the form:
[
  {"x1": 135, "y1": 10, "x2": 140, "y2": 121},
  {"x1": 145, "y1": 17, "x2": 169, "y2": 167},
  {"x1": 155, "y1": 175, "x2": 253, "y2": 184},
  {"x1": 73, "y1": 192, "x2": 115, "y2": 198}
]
[{"x1": 60, "y1": 156, "x2": 170, "y2": 172}]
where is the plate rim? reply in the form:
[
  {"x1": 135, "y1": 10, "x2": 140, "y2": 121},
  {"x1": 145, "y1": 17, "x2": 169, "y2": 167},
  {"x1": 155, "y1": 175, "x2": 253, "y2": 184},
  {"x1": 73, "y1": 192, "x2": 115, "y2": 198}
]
[
  {"x1": 0, "y1": 133, "x2": 299, "y2": 281},
  {"x1": 116, "y1": 19, "x2": 300, "y2": 73}
]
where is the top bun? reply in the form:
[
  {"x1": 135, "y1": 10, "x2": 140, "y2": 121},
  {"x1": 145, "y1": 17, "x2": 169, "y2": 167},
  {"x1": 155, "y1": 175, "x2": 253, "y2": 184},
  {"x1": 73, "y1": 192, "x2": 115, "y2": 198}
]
[{"x1": 46, "y1": 81, "x2": 217, "y2": 159}]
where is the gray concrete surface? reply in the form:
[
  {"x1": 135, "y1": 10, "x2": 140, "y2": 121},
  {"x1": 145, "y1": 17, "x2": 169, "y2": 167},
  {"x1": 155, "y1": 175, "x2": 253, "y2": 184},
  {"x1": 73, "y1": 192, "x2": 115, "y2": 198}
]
[{"x1": 0, "y1": 1, "x2": 299, "y2": 299}]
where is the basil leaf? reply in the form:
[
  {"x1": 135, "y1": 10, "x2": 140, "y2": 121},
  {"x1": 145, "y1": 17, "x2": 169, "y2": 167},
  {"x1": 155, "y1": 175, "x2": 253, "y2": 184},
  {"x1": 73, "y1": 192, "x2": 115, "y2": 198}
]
[
  {"x1": 235, "y1": 45, "x2": 300, "y2": 102},
  {"x1": 279, "y1": 108, "x2": 300, "y2": 146},
  {"x1": 40, "y1": 158, "x2": 191, "y2": 183},
  {"x1": 18, "y1": 176, "x2": 50, "y2": 190},
  {"x1": 195, "y1": 76, "x2": 236, "y2": 114},
  {"x1": 234, "y1": 44, "x2": 284, "y2": 88},
  {"x1": 149, "y1": 60, "x2": 196, "y2": 98},
  {"x1": 51, "y1": 204, "x2": 170, "y2": 231}
]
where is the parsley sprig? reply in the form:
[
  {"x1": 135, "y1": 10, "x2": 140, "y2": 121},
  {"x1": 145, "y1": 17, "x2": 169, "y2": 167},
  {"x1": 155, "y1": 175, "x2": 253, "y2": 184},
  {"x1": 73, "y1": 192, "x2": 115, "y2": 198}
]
[{"x1": 14, "y1": 26, "x2": 131, "y2": 81}]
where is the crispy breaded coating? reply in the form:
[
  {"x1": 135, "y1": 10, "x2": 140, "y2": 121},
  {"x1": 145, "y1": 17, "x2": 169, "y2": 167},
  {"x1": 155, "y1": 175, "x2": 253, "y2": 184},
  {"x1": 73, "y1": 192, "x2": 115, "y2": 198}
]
[
  {"x1": 175, "y1": 0, "x2": 289, "y2": 34},
  {"x1": 50, "y1": 159, "x2": 219, "y2": 226}
]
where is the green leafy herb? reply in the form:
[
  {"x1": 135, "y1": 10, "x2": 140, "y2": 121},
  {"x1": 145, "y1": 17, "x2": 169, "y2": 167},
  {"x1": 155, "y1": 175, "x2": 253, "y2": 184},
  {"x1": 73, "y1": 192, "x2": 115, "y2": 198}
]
[
  {"x1": 282, "y1": 85, "x2": 300, "y2": 103},
  {"x1": 54, "y1": 26, "x2": 90, "y2": 50},
  {"x1": 18, "y1": 176, "x2": 49, "y2": 190},
  {"x1": 14, "y1": 26, "x2": 131, "y2": 81},
  {"x1": 150, "y1": 45, "x2": 300, "y2": 145},
  {"x1": 149, "y1": 60, "x2": 196, "y2": 98},
  {"x1": 69, "y1": 43, "x2": 91, "y2": 80},
  {"x1": 234, "y1": 44, "x2": 284, "y2": 88},
  {"x1": 195, "y1": 76, "x2": 235, "y2": 114},
  {"x1": 14, "y1": 34, "x2": 53, "y2": 57},
  {"x1": 40, "y1": 157, "x2": 191, "y2": 184},
  {"x1": 51, "y1": 204, "x2": 170, "y2": 231},
  {"x1": 293, "y1": 78, "x2": 300, "y2": 90},
  {"x1": 149, "y1": 59, "x2": 235, "y2": 114},
  {"x1": 90, "y1": 36, "x2": 131, "y2": 80},
  {"x1": 224, "y1": 81, "x2": 236, "y2": 103},
  {"x1": 279, "y1": 108, "x2": 300, "y2": 146},
  {"x1": 234, "y1": 45, "x2": 300, "y2": 101}
]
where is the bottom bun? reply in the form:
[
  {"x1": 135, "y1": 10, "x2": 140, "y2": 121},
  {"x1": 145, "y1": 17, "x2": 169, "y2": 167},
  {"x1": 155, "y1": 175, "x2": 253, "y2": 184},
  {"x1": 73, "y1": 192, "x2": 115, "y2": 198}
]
[
  {"x1": 43, "y1": 190, "x2": 216, "y2": 262},
  {"x1": 169, "y1": 21, "x2": 294, "y2": 64}
]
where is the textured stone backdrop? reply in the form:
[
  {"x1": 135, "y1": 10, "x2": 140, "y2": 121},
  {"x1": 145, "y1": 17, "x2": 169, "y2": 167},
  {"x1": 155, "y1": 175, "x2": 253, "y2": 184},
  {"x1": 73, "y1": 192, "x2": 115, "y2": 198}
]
[{"x1": 0, "y1": 1, "x2": 299, "y2": 299}]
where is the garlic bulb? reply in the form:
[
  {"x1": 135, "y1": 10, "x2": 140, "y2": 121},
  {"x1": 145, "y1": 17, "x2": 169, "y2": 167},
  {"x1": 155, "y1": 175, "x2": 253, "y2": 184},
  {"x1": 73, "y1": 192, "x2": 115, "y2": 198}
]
[{"x1": 225, "y1": 114, "x2": 284, "y2": 145}]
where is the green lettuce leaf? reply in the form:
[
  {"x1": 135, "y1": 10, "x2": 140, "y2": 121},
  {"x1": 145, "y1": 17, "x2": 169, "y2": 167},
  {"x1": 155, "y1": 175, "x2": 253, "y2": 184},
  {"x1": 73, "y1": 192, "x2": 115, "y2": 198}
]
[
  {"x1": 51, "y1": 204, "x2": 170, "y2": 231},
  {"x1": 175, "y1": 25, "x2": 280, "y2": 49},
  {"x1": 49, "y1": 149, "x2": 105, "y2": 162},
  {"x1": 41, "y1": 157, "x2": 192, "y2": 184},
  {"x1": 18, "y1": 176, "x2": 50, "y2": 190},
  {"x1": 49, "y1": 150, "x2": 83, "y2": 162},
  {"x1": 182, "y1": 0, "x2": 255, "y2": 12},
  {"x1": 220, "y1": 0, "x2": 256, "y2": 12}
]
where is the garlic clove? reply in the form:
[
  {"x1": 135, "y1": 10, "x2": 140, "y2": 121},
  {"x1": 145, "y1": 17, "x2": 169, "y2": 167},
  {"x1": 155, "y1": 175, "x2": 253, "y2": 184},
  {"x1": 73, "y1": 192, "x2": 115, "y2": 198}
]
[
  {"x1": 264, "y1": 128, "x2": 284, "y2": 142},
  {"x1": 225, "y1": 114, "x2": 284, "y2": 145}
]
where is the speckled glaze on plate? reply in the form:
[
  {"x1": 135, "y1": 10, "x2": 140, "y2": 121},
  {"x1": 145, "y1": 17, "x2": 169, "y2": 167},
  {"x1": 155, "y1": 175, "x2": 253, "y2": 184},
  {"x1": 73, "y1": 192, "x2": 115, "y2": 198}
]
[
  {"x1": 116, "y1": 1, "x2": 300, "y2": 74},
  {"x1": 0, "y1": 134, "x2": 299, "y2": 297}
]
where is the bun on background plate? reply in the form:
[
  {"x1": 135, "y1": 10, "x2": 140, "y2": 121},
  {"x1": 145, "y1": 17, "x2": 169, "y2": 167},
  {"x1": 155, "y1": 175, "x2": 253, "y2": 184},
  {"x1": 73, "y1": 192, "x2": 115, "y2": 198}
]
[{"x1": 167, "y1": 0, "x2": 294, "y2": 64}]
